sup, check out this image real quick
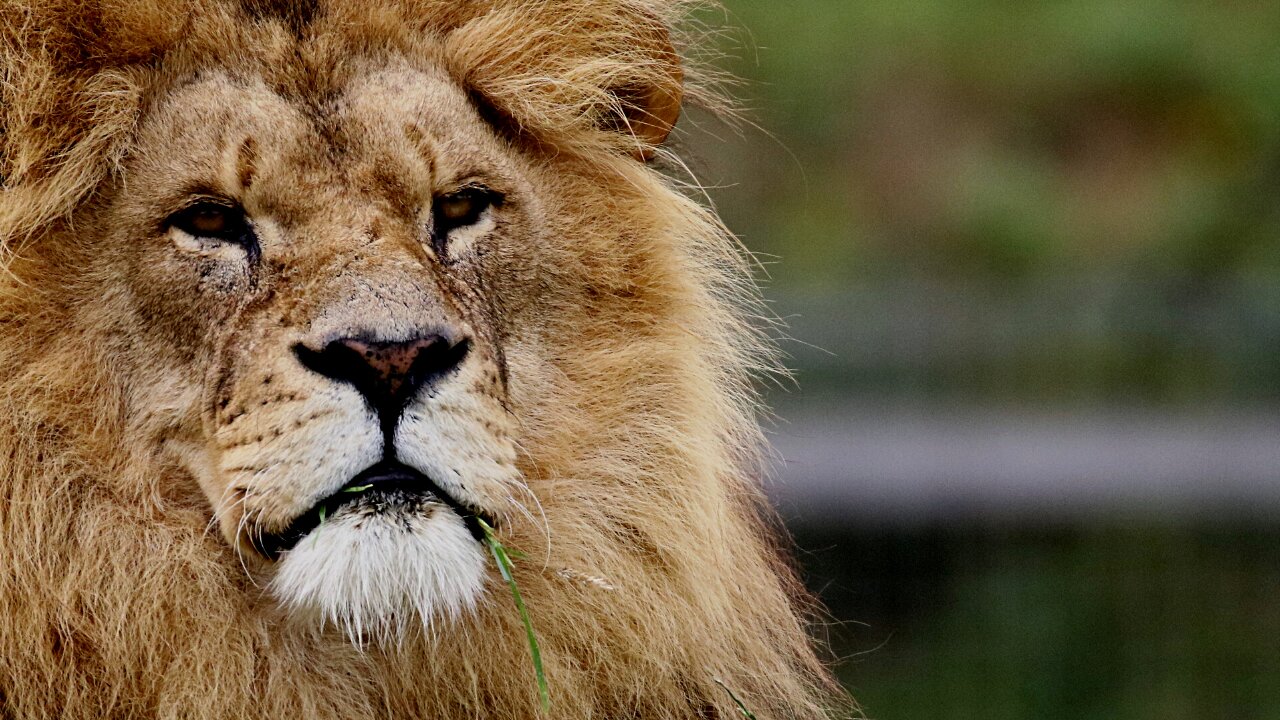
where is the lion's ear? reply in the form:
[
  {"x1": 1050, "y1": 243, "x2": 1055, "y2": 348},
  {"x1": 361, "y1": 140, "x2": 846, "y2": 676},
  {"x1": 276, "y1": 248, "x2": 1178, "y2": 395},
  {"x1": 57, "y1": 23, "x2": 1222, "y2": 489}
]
[
  {"x1": 607, "y1": 22, "x2": 683, "y2": 161},
  {"x1": 443, "y1": 3, "x2": 684, "y2": 162}
]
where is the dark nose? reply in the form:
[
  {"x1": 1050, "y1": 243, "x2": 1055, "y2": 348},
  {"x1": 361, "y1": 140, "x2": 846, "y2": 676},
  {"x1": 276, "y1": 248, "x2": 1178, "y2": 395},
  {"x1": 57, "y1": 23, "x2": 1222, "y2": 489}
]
[{"x1": 294, "y1": 334, "x2": 470, "y2": 419}]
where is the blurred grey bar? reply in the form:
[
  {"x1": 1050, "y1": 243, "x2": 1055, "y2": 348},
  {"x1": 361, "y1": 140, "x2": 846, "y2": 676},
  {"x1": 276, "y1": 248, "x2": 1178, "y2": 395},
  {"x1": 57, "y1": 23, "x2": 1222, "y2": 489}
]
[{"x1": 765, "y1": 404, "x2": 1280, "y2": 525}]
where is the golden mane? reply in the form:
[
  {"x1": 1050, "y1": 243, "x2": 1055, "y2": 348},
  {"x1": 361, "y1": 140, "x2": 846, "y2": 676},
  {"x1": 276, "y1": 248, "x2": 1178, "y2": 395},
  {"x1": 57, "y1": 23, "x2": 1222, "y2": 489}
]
[{"x1": 0, "y1": 0, "x2": 851, "y2": 717}]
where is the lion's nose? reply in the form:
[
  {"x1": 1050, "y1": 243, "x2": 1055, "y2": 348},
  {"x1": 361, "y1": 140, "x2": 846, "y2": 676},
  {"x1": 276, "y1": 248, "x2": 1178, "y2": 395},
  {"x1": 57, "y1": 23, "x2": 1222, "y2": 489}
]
[{"x1": 294, "y1": 334, "x2": 470, "y2": 419}]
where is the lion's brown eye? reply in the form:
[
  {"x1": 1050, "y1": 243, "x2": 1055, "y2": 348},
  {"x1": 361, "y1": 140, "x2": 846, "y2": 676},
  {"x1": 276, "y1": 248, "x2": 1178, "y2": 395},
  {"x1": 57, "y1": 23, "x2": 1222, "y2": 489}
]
[
  {"x1": 431, "y1": 186, "x2": 502, "y2": 254},
  {"x1": 190, "y1": 207, "x2": 228, "y2": 234},
  {"x1": 168, "y1": 202, "x2": 251, "y2": 244},
  {"x1": 436, "y1": 195, "x2": 480, "y2": 225}
]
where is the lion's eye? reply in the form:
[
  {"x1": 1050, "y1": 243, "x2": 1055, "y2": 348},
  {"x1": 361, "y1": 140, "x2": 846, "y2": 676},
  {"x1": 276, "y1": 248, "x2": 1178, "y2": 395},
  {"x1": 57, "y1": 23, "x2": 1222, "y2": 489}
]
[
  {"x1": 168, "y1": 202, "x2": 252, "y2": 245},
  {"x1": 431, "y1": 186, "x2": 502, "y2": 253}
]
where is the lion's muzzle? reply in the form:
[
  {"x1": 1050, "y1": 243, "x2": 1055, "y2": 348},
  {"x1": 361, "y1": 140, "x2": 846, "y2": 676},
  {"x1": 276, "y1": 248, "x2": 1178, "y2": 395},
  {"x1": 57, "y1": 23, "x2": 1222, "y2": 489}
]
[{"x1": 249, "y1": 329, "x2": 488, "y2": 557}]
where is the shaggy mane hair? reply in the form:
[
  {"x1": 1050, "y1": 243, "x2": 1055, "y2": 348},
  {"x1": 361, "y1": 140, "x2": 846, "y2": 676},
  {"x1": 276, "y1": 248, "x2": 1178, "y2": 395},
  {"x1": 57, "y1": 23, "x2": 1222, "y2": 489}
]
[{"x1": 0, "y1": 0, "x2": 852, "y2": 717}]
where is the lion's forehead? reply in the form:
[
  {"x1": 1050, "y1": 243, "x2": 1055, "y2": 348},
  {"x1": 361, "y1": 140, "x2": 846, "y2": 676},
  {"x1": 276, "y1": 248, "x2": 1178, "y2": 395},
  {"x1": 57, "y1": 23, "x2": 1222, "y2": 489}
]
[{"x1": 138, "y1": 62, "x2": 507, "y2": 220}]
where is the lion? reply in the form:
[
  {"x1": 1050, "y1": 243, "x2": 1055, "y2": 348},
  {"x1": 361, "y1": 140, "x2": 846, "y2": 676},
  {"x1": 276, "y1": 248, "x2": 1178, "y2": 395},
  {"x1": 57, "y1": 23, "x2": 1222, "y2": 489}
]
[{"x1": 0, "y1": 0, "x2": 849, "y2": 717}]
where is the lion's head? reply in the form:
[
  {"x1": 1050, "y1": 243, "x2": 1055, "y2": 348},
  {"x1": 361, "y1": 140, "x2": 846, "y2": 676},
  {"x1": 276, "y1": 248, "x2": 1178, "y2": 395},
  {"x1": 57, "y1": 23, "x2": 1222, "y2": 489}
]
[{"x1": 0, "y1": 0, "x2": 847, "y2": 717}]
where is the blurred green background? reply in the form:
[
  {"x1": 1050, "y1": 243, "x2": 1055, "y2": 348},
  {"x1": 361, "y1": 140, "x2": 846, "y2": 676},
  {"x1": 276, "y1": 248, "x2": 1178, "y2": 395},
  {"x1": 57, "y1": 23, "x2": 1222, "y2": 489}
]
[{"x1": 681, "y1": 2, "x2": 1280, "y2": 718}]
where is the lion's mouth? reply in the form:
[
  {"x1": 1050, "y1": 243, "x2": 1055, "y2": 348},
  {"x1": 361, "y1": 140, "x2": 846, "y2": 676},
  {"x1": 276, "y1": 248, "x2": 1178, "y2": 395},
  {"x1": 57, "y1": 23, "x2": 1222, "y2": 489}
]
[{"x1": 253, "y1": 460, "x2": 488, "y2": 560}]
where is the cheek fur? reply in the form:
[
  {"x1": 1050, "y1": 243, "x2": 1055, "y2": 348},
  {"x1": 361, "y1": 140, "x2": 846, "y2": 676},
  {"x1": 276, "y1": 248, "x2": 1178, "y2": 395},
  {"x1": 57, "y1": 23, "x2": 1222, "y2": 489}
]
[
  {"x1": 393, "y1": 361, "x2": 522, "y2": 514},
  {"x1": 214, "y1": 384, "x2": 384, "y2": 535}
]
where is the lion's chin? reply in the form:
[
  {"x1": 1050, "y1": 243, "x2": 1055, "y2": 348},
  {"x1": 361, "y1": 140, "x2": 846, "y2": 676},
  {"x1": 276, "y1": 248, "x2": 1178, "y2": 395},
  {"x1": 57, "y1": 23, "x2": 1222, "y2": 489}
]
[{"x1": 268, "y1": 504, "x2": 488, "y2": 645}]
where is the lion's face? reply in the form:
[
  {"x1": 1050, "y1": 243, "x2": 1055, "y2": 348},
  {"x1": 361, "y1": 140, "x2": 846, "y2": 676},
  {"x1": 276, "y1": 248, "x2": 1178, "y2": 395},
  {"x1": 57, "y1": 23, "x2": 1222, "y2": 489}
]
[
  {"x1": 109, "y1": 59, "x2": 551, "y2": 639},
  {"x1": 0, "y1": 2, "x2": 850, "y2": 714}
]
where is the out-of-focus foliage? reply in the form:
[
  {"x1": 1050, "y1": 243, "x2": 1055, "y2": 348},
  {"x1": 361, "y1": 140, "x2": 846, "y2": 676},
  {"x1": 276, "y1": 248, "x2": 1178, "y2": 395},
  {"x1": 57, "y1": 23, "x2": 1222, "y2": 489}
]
[
  {"x1": 688, "y1": 3, "x2": 1280, "y2": 719},
  {"x1": 690, "y1": 0, "x2": 1280, "y2": 403},
  {"x1": 797, "y1": 524, "x2": 1280, "y2": 720}
]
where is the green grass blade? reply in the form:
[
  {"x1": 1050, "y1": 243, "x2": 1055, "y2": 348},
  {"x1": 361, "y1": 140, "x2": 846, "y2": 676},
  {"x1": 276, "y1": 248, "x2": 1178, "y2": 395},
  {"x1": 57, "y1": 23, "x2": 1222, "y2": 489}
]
[
  {"x1": 478, "y1": 518, "x2": 550, "y2": 712},
  {"x1": 713, "y1": 679, "x2": 758, "y2": 719},
  {"x1": 309, "y1": 505, "x2": 328, "y2": 549}
]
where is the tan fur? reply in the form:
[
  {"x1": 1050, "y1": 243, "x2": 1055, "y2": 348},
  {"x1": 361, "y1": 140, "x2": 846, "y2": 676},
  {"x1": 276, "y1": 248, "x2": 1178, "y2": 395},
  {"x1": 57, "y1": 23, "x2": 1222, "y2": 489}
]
[{"x1": 0, "y1": 0, "x2": 850, "y2": 717}]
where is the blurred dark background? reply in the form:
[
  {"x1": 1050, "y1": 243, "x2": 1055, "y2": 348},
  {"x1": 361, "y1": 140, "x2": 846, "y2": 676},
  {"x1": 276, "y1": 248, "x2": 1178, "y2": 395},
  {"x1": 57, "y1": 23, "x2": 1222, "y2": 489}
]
[{"x1": 680, "y1": 2, "x2": 1280, "y2": 718}]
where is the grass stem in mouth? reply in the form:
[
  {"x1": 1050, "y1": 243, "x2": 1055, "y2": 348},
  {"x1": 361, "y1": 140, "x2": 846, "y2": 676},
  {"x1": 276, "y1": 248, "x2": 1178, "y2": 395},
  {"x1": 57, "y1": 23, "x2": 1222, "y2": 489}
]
[
  {"x1": 307, "y1": 505, "x2": 329, "y2": 549},
  {"x1": 478, "y1": 518, "x2": 550, "y2": 712},
  {"x1": 713, "y1": 679, "x2": 758, "y2": 719}
]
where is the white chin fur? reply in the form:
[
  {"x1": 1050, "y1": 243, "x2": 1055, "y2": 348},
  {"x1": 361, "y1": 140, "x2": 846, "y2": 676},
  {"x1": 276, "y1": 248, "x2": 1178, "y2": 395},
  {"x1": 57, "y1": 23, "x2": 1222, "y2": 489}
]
[{"x1": 269, "y1": 504, "x2": 488, "y2": 645}]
